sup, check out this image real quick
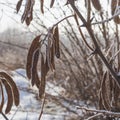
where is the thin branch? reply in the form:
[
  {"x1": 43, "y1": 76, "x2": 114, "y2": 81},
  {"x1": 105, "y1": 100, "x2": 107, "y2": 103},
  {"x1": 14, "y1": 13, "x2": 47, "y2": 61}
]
[
  {"x1": 86, "y1": 113, "x2": 103, "y2": 120},
  {"x1": 1, "y1": 112, "x2": 9, "y2": 120},
  {"x1": 38, "y1": 93, "x2": 46, "y2": 120},
  {"x1": 77, "y1": 106, "x2": 120, "y2": 117},
  {"x1": 81, "y1": 7, "x2": 120, "y2": 27},
  {"x1": 74, "y1": 14, "x2": 94, "y2": 51},
  {"x1": 53, "y1": 15, "x2": 74, "y2": 27}
]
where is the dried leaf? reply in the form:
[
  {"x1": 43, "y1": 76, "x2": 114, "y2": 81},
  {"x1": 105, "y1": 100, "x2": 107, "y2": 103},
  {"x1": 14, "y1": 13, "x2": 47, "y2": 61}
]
[
  {"x1": 16, "y1": 0, "x2": 23, "y2": 13},
  {"x1": 91, "y1": 0, "x2": 101, "y2": 11},
  {"x1": 50, "y1": 0, "x2": 55, "y2": 8},
  {"x1": 0, "y1": 72, "x2": 19, "y2": 106},
  {"x1": 40, "y1": 0, "x2": 44, "y2": 13},
  {"x1": 53, "y1": 26, "x2": 60, "y2": 58},
  {"x1": 1, "y1": 79, "x2": 13, "y2": 114}
]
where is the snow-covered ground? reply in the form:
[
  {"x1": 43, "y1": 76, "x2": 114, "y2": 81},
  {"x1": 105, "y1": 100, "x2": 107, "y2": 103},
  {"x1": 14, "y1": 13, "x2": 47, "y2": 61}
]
[{"x1": 0, "y1": 68, "x2": 66, "y2": 120}]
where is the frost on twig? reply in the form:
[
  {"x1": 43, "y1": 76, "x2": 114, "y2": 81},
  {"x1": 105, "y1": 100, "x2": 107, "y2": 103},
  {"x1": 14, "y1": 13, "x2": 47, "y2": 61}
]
[
  {"x1": 81, "y1": 6, "x2": 120, "y2": 27},
  {"x1": 77, "y1": 106, "x2": 120, "y2": 118}
]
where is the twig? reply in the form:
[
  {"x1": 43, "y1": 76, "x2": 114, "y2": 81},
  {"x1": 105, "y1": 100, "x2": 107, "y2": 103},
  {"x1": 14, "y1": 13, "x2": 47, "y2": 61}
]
[
  {"x1": 1, "y1": 112, "x2": 9, "y2": 120},
  {"x1": 10, "y1": 107, "x2": 19, "y2": 120},
  {"x1": 38, "y1": 93, "x2": 46, "y2": 120},
  {"x1": 77, "y1": 106, "x2": 120, "y2": 117},
  {"x1": 81, "y1": 7, "x2": 120, "y2": 27},
  {"x1": 74, "y1": 14, "x2": 94, "y2": 51},
  {"x1": 109, "y1": 49, "x2": 120, "y2": 63},
  {"x1": 53, "y1": 15, "x2": 74, "y2": 27},
  {"x1": 86, "y1": 113, "x2": 103, "y2": 120}
]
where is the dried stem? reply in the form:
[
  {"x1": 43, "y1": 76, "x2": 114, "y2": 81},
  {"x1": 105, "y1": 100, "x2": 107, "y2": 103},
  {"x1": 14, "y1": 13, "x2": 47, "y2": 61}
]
[
  {"x1": 38, "y1": 93, "x2": 46, "y2": 120},
  {"x1": 86, "y1": 113, "x2": 103, "y2": 120},
  {"x1": 1, "y1": 112, "x2": 9, "y2": 120},
  {"x1": 53, "y1": 15, "x2": 74, "y2": 27}
]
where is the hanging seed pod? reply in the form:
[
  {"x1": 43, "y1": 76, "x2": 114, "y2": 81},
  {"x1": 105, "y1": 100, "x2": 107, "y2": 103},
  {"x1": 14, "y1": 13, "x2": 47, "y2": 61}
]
[
  {"x1": 111, "y1": 0, "x2": 120, "y2": 24},
  {"x1": 16, "y1": 0, "x2": 23, "y2": 13},
  {"x1": 21, "y1": 0, "x2": 31, "y2": 23},
  {"x1": 91, "y1": 0, "x2": 101, "y2": 11},
  {"x1": 0, "y1": 72, "x2": 20, "y2": 106},
  {"x1": 1, "y1": 79, "x2": 13, "y2": 114},
  {"x1": 100, "y1": 72, "x2": 111, "y2": 110},
  {"x1": 31, "y1": 48, "x2": 40, "y2": 88},
  {"x1": 99, "y1": 90, "x2": 105, "y2": 110},
  {"x1": 26, "y1": 35, "x2": 41, "y2": 87},
  {"x1": 0, "y1": 83, "x2": 4, "y2": 112},
  {"x1": 50, "y1": 44, "x2": 55, "y2": 70},
  {"x1": 50, "y1": 0, "x2": 55, "y2": 8},
  {"x1": 104, "y1": 72, "x2": 112, "y2": 110},
  {"x1": 40, "y1": 0, "x2": 44, "y2": 13},
  {"x1": 111, "y1": 0, "x2": 117, "y2": 15},
  {"x1": 25, "y1": 6, "x2": 33, "y2": 26},
  {"x1": 53, "y1": 26, "x2": 60, "y2": 58},
  {"x1": 17, "y1": 0, "x2": 35, "y2": 25},
  {"x1": 99, "y1": 71, "x2": 107, "y2": 109},
  {"x1": 39, "y1": 53, "x2": 46, "y2": 98}
]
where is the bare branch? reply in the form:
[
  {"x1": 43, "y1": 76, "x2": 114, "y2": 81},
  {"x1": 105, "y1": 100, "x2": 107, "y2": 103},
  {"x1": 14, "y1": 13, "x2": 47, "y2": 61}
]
[{"x1": 77, "y1": 106, "x2": 120, "y2": 117}]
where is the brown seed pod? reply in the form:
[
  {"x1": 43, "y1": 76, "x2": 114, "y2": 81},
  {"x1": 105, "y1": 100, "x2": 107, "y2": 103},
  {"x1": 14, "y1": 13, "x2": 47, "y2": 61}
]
[
  {"x1": 100, "y1": 72, "x2": 111, "y2": 110},
  {"x1": 21, "y1": 0, "x2": 31, "y2": 23},
  {"x1": 111, "y1": 0, "x2": 120, "y2": 24},
  {"x1": 1, "y1": 79, "x2": 13, "y2": 114},
  {"x1": 39, "y1": 53, "x2": 46, "y2": 98},
  {"x1": 16, "y1": 0, "x2": 23, "y2": 13},
  {"x1": 91, "y1": 0, "x2": 101, "y2": 11},
  {"x1": 20, "y1": 0, "x2": 35, "y2": 25},
  {"x1": 0, "y1": 83, "x2": 4, "y2": 112},
  {"x1": 40, "y1": 0, "x2": 44, "y2": 13},
  {"x1": 111, "y1": 0, "x2": 117, "y2": 15},
  {"x1": 50, "y1": 44, "x2": 55, "y2": 70},
  {"x1": 114, "y1": 16, "x2": 120, "y2": 24},
  {"x1": 26, "y1": 35, "x2": 40, "y2": 80},
  {"x1": 25, "y1": 8, "x2": 33, "y2": 26},
  {"x1": 0, "y1": 72, "x2": 19, "y2": 106},
  {"x1": 50, "y1": 0, "x2": 55, "y2": 8},
  {"x1": 31, "y1": 48, "x2": 40, "y2": 88},
  {"x1": 104, "y1": 72, "x2": 112, "y2": 110},
  {"x1": 53, "y1": 26, "x2": 60, "y2": 58}
]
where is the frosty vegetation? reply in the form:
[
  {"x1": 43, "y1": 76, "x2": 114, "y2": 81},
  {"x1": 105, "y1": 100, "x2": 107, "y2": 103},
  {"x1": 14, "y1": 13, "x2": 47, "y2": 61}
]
[{"x1": 0, "y1": 0, "x2": 120, "y2": 120}]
